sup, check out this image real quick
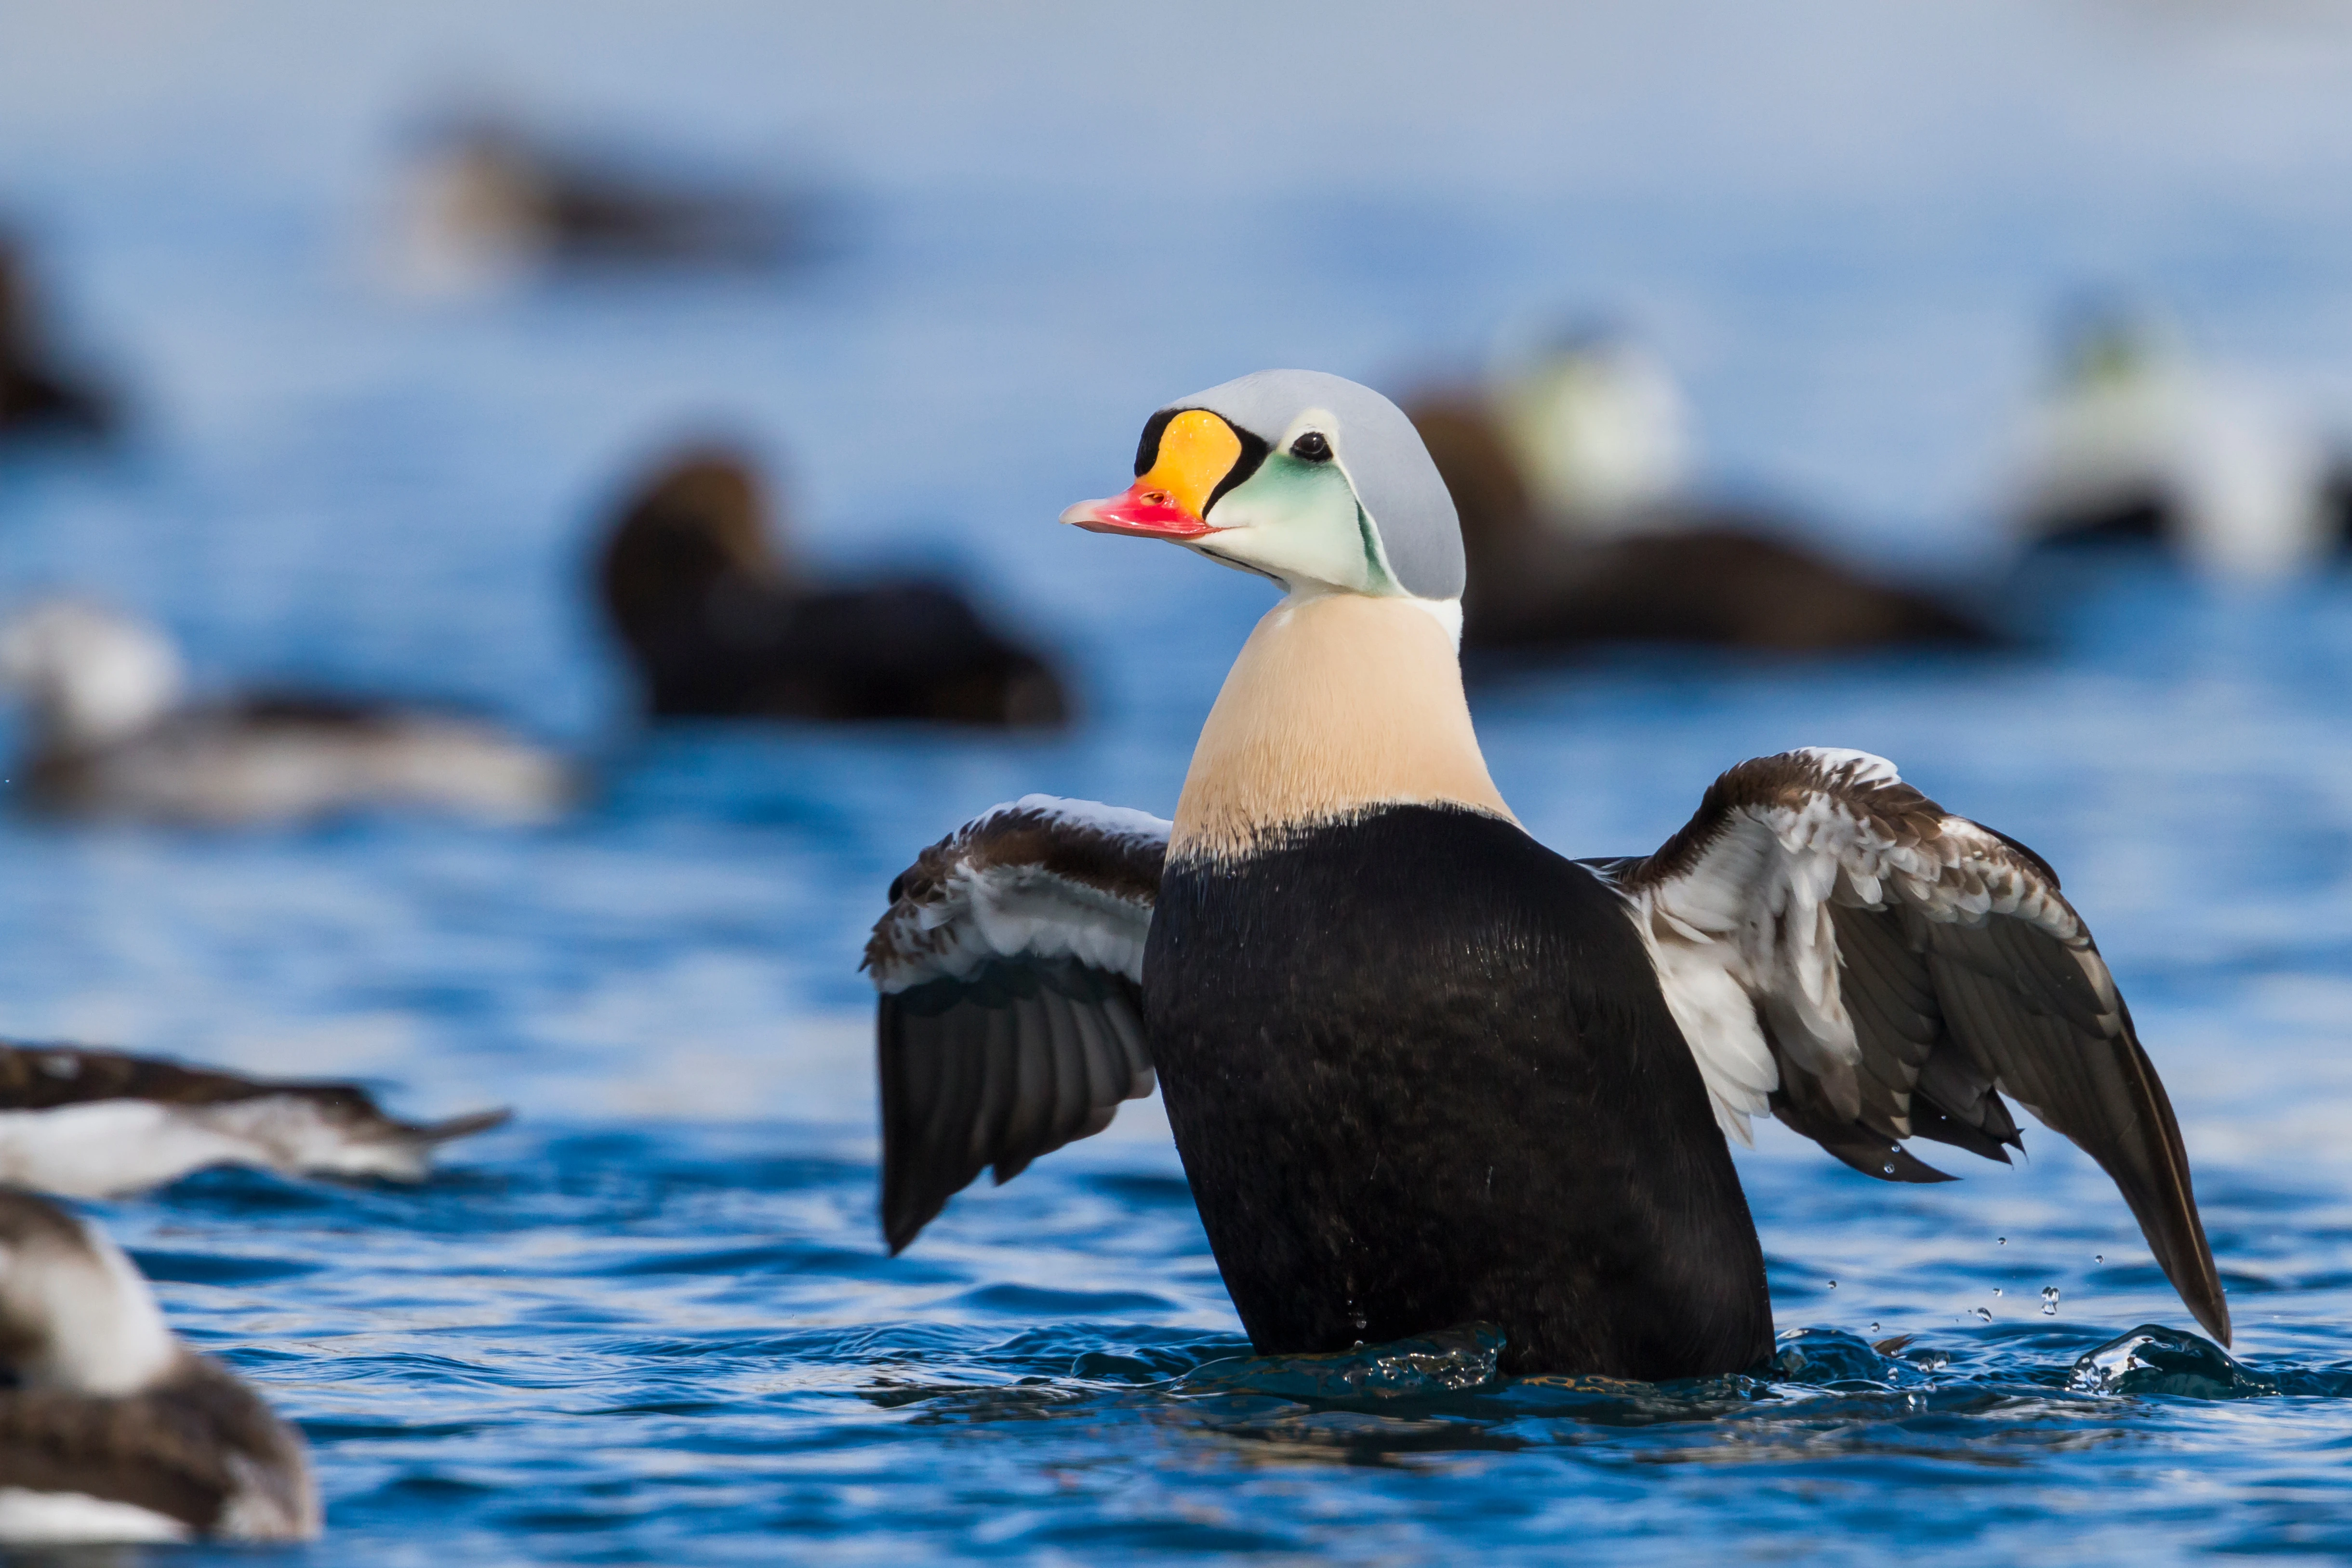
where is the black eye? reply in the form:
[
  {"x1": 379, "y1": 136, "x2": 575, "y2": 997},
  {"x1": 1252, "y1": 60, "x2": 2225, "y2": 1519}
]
[{"x1": 1289, "y1": 431, "x2": 1332, "y2": 463}]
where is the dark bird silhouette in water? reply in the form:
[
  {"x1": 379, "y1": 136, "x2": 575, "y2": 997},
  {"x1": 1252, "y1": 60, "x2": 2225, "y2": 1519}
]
[
  {"x1": 1402, "y1": 335, "x2": 1989, "y2": 654},
  {"x1": 393, "y1": 114, "x2": 815, "y2": 292},
  {"x1": 0, "y1": 237, "x2": 111, "y2": 440},
  {"x1": 596, "y1": 450, "x2": 1069, "y2": 727}
]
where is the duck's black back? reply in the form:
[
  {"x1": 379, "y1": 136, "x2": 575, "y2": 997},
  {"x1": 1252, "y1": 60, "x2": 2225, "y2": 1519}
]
[{"x1": 1144, "y1": 804, "x2": 1773, "y2": 1379}]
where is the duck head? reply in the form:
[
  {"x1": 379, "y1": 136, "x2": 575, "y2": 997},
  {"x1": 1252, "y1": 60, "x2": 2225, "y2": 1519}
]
[
  {"x1": 1064, "y1": 371, "x2": 1513, "y2": 858},
  {"x1": 598, "y1": 448, "x2": 792, "y2": 661},
  {"x1": 0, "y1": 599, "x2": 186, "y2": 754},
  {"x1": 1062, "y1": 369, "x2": 1464, "y2": 618},
  {"x1": 1490, "y1": 329, "x2": 1693, "y2": 531},
  {"x1": 0, "y1": 1187, "x2": 181, "y2": 1394}
]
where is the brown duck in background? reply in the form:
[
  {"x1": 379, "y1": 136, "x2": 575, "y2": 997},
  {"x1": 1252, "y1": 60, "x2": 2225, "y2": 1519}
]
[
  {"x1": 597, "y1": 449, "x2": 1069, "y2": 727},
  {"x1": 0, "y1": 236, "x2": 111, "y2": 440},
  {"x1": 1406, "y1": 335, "x2": 1990, "y2": 653}
]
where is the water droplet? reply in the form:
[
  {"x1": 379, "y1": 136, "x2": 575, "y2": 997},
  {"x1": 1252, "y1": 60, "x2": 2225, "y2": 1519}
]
[
  {"x1": 1971, "y1": 1307, "x2": 1993, "y2": 1323},
  {"x1": 1882, "y1": 1164, "x2": 1896, "y2": 1175},
  {"x1": 2041, "y1": 1286, "x2": 2060, "y2": 1316},
  {"x1": 1827, "y1": 1280, "x2": 1837, "y2": 1289},
  {"x1": 1869, "y1": 1322, "x2": 1880, "y2": 1333},
  {"x1": 2094, "y1": 1254, "x2": 2104, "y2": 1264},
  {"x1": 1997, "y1": 1237, "x2": 2007, "y2": 1247}
]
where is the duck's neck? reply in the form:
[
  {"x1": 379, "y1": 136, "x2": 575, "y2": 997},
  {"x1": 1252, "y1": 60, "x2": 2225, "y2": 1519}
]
[{"x1": 1170, "y1": 589, "x2": 1516, "y2": 863}]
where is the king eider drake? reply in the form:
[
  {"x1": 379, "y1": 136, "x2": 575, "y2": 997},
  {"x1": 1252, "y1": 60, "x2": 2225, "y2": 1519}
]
[
  {"x1": 861, "y1": 369, "x2": 2228, "y2": 1381},
  {"x1": 0, "y1": 1042, "x2": 509, "y2": 1198},
  {"x1": 1404, "y1": 336, "x2": 1991, "y2": 654},
  {"x1": 2009, "y1": 304, "x2": 2347, "y2": 579},
  {"x1": 0, "y1": 1188, "x2": 318, "y2": 1543}
]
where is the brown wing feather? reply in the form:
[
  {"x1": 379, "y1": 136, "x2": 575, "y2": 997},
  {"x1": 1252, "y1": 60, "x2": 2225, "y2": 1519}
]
[
  {"x1": 1615, "y1": 749, "x2": 2229, "y2": 1344},
  {"x1": 0, "y1": 1358, "x2": 313, "y2": 1538}
]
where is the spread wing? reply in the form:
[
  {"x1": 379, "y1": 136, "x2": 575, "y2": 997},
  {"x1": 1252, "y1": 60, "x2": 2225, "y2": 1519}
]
[
  {"x1": 863, "y1": 795, "x2": 1166, "y2": 1252},
  {"x1": 1599, "y1": 747, "x2": 2229, "y2": 1344}
]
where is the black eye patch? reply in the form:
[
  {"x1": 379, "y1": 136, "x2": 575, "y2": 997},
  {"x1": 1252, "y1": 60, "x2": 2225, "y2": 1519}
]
[{"x1": 1133, "y1": 409, "x2": 1177, "y2": 478}]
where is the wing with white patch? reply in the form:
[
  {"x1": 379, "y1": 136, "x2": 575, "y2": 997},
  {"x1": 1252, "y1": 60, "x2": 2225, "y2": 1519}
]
[
  {"x1": 0, "y1": 1043, "x2": 510, "y2": 1195},
  {"x1": 863, "y1": 796, "x2": 1165, "y2": 1252},
  {"x1": 1598, "y1": 748, "x2": 2229, "y2": 1345}
]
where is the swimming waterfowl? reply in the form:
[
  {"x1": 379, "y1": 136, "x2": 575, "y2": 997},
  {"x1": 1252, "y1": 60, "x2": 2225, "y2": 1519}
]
[
  {"x1": 0, "y1": 599, "x2": 574, "y2": 826},
  {"x1": 597, "y1": 449, "x2": 1069, "y2": 727},
  {"x1": 393, "y1": 114, "x2": 804, "y2": 295},
  {"x1": 2009, "y1": 305, "x2": 2344, "y2": 578},
  {"x1": 0, "y1": 237, "x2": 111, "y2": 440},
  {"x1": 865, "y1": 369, "x2": 2227, "y2": 1380},
  {"x1": 0, "y1": 1188, "x2": 318, "y2": 1543},
  {"x1": 1406, "y1": 336, "x2": 1990, "y2": 652},
  {"x1": 0, "y1": 1042, "x2": 509, "y2": 1197}
]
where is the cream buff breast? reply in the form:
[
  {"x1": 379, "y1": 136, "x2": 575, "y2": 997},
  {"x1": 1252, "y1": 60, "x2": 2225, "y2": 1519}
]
[{"x1": 1062, "y1": 370, "x2": 1512, "y2": 860}]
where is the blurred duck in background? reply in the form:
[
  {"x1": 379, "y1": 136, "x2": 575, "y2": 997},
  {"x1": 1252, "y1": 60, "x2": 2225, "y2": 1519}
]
[
  {"x1": 0, "y1": 599, "x2": 574, "y2": 826},
  {"x1": 597, "y1": 448, "x2": 1070, "y2": 727},
  {"x1": 1407, "y1": 329, "x2": 1992, "y2": 653},
  {"x1": 0, "y1": 1188, "x2": 318, "y2": 1544},
  {"x1": 390, "y1": 110, "x2": 811, "y2": 295},
  {"x1": 0, "y1": 1042, "x2": 508, "y2": 1197},
  {"x1": 0, "y1": 234, "x2": 111, "y2": 440},
  {"x1": 2009, "y1": 302, "x2": 2349, "y2": 579}
]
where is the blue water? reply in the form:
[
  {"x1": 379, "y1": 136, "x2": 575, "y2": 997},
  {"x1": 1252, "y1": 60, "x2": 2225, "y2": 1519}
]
[{"x1": 8, "y1": 3, "x2": 2352, "y2": 1561}]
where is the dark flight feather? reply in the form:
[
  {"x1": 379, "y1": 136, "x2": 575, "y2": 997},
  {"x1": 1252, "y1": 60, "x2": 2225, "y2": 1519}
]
[
  {"x1": 1605, "y1": 747, "x2": 2229, "y2": 1344},
  {"x1": 865, "y1": 799, "x2": 1166, "y2": 1251}
]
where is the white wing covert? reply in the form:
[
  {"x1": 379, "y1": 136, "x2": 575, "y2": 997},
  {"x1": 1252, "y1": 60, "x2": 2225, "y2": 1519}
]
[
  {"x1": 864, "y1": 796, "x2": 1165, "y2": 1251},
  {"x1": 1596, "y1": 748, "x2": 2229, "y2": 1344}
]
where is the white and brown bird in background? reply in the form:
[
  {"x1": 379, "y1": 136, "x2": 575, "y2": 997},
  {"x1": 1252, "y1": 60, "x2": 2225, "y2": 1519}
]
[
  {"x1": 0, "y1": 1042, "x2": 509, "y2": 1198},
  {"x1": 0, "y1": 1187, "x2": 319, "y2": 1544},
  {"x1": 0, "y1": 599, "x2": 574, "y2": 827}
]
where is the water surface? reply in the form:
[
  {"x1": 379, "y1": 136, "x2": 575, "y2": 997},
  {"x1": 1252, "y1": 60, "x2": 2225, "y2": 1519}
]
[{"x1": 5, "y1": 4, "x2": 2352, "y2": 1561}]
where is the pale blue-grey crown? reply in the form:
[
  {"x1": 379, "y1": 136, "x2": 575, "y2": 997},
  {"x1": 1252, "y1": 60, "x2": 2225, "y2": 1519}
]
[{"x1": 1162, "y1": 369, "x2": 1465, "y2": 600}]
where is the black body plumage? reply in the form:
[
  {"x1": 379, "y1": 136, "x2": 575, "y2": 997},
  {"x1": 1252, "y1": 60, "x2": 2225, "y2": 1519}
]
[{"x1": 1144, "y1": 805, "x2": 1774, "y2": 1380}]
